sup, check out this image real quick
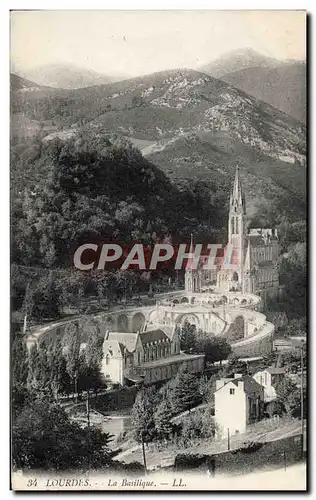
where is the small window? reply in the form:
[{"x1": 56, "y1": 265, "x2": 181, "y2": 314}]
[
  {"x1": 105, "y1": 355, "x2": 110, "y2": 365},
  {"x1": 230, "y1": 388, "x2": 235, "y2": 395}
]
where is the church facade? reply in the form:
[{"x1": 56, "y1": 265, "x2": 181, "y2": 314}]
[{"x1": 185, "y1": 166, "x2": 280, "y2": 299}]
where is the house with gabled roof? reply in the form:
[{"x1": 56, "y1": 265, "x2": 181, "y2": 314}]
[
  {"x1": 101, "y1": 323, "x2": 204, "y2": 385},
  {"x1": 253, "y1": 366, "x2": 285, "y2": 402},
  {"x1": 214, "y1": 374, "x2": 264, "y2": 436}
]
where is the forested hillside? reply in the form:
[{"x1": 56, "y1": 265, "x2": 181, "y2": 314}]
[{"x1": 11, "y1": 68, "x2": 307, "y2": 325}]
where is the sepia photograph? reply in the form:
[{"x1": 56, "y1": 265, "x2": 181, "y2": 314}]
[{"x1": 10, "y1": 9, "x2": 307, "y2": 491}]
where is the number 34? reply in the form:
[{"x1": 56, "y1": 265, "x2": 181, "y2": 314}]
[{"x1": 27, "y1": 479, "x2": 38, "y2": 487}]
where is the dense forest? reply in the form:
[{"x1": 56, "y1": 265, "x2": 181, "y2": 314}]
[{"x1": 11, "y1": 126, "x2": 229, "y2": 325}]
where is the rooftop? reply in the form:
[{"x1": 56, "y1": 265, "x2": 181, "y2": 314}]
[
  {"x1": 104, "y1": 332, "x2": 138, "y2": 353},
  {"x1": 139, "y1": 328, "x2": 170, "y2": 345},
  {"x1": 215, "y1": 374, "x2": 263, "y2": 396},
  {"x1": 136, "y1": 352, "x2": 204, "y2": 368}
]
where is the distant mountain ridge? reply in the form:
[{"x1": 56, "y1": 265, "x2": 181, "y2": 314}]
[
  {"x1": 199, "y1": 48, "x2": 306, "y2": 122},
  {"x1": 220, "y1": 62, "x2": 306, "y2": 122},
  {"x1": 199, "y1": 48, "x2": 287, "y2": 78},
  {"x1": 11, "y1": 74, "x2": 40, "y2": 91},
  {"x1": 15, "y1": 63, "x2": 127, "y2": 89},
  {"x1": 10, "y1": 67, "x2": 306, "y2": 220}
]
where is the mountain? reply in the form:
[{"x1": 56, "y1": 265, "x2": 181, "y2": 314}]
[
  {"x1": 17, "y1": 64, "x2": 126, "y2": 89},
  {"x1": 220, "y1": 62, "x2": 306, "y2": 122},
  {"x1": 199, "y1": 48, "x2": 285, "y2": 78},
  {"x1": 10, "y1": 74, "x2": 40, "y2": 92},
  {"x1": 10, "y1": 68, "x2": 306, "y2": 221},
  {"x1": 10, "y1": 74, "x2": 66, "y2": 138}
]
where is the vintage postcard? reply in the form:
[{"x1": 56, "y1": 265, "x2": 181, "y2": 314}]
[{"x1": 10, "y1": 10, "x2": 307, "y2": 491}]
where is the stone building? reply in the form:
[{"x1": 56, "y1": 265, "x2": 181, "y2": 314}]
[
  {"x1": 101, "y1": 324, "x2": 204, "y2": 386},
  {"x1": 185, "y1": 166, "x2": 280, "y2": 298}
]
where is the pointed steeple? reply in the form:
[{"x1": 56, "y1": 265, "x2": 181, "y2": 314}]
[
  {"x1": 230, "y1": 165, "x2": 245, "y2": 214},
  {"x1": 189, "y1": 233, "x2": 194, "y2": 254},
  {"x1": 186, "y1": 233, "x2": 194, "y2": 270}
]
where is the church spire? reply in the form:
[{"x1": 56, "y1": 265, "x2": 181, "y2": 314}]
[
  {"x1": 186, "y1": 233, "x2": 194, "y2": 270},
  {"x1": 230, "y1": 165, "x2": 245, "y2": 214},
  {"x1": 189, "y1": 233, "x2": 194, "y2": 254}
]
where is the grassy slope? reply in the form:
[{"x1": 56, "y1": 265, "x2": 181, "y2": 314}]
[{"x1": 147, "y1": 131, "x2": 306, "y2": 218}]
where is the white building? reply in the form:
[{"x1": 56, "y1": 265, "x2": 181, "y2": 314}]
[
  {"x1": 214, "y1": 374, "x2": 264, "y2": 436},
  {"x1": 253, "y1": 367, "x2": 285, "y2": 402}
]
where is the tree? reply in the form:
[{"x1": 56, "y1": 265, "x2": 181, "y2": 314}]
[
  {"x1": 178, "y1": 322, "x2": 197, "y2": 353},
  {"x1": 64, "y1": 322, "x2": 81, "y2": 396},
  {"x1": 12, "y1": 336, "x2": 29, "y2": 413},
  {"x1": 275, "y1": 377, "x2": 304, "y2": 417},
  {"x1": 12, "y1": 397, "x2": 113, "y2": 471},
  {"x1": 49, "y1": 337, "x2": 70, "y2": 399},
  {"x1": 169, "y1": 367, "x2": 202, "y2": 415},
  {"x1": 154, "y1": 399, "x2": 174, "y2": 439},
  {"x1": 283, "y1": 318, "x2": 307, "y2": 338},
  {"x1": 12, "y1": 336, "x2": 28, "y2": 389},
  {"x1": 280, "y1": 242, "x2": 306, "y2": 317},
  {"x1": 196, "y1": 336, "x2": 232, "y2": 364},
  {"x1": 84, "y1": 319, "x2": 104, "y2": 390},
  {"x1": 131, "y1": 387, "x2": 159, "y2": 443},
  {"x1": 22, "y1": 282, "x2": 35, "y2": 321},
  {"x1": 223, "y1": 353, "x2": 248, "y2": 377},
  {"x1": 180, "y1": 408, "x2": 216, "y2": 441},
  {"x1": 36, "y1": 341, "x2": 52, "y2": 395},
  {"x1": 27, "y1": 343, "x2": 40, "y2": 392}
]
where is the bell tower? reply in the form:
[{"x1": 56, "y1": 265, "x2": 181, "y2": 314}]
[{"x1": 228, "y1": 166, "x2": 246, "y2": 288}]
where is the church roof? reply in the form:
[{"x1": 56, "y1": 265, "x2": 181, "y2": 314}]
[
  {"x1": 147, "y1": 324, "x2": 176, "y2": 340},
  {"x1": 103, "y1": 339, "x2": 127, "y2": 357},
  {"x1": 104, "y1": 332, "x2": 138, "y2": 353},
  {"x1": 139, "y1": 328, "x2": 170, "y2": 345}
]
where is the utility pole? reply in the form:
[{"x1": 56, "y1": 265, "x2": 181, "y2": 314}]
[
  {"x1": 87, "y1": 389, "x2": 91, "y2": 473},
  {"x1": 23, "y1": 313, "x2": 28, "y2": 335},
  {"x1": 74, "y1": 373, "x2": 78, "y2": 403},
  {"x1": 141, "y1": 431, "x2": 147, "y2": 475},
  {"x1": 227, "y1": 428, "x2": 230, "y2": 451}
]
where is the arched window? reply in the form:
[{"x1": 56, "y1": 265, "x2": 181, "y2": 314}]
[
  {"x1": 105, "y1": 354, "x2": 110, "y2": 365},
  {"x1": 231, "y1": 217, "x2": 235, "y2": 235},
  {"x1": 235, "y1": 217, "x2": 239, "y2": 234}
]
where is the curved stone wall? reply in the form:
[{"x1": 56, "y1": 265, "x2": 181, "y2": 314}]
[{"x1": 26, "y1": 290, "x2": 273, "y2": 358}]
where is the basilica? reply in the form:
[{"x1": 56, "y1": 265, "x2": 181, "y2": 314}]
[{"x1": 185, "y1": 166, "x2": 280, "y2": 299}]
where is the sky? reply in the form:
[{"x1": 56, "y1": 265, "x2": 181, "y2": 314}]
[{"x1": 10, "y1": 10, "x2": 306, "y2": 77}]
